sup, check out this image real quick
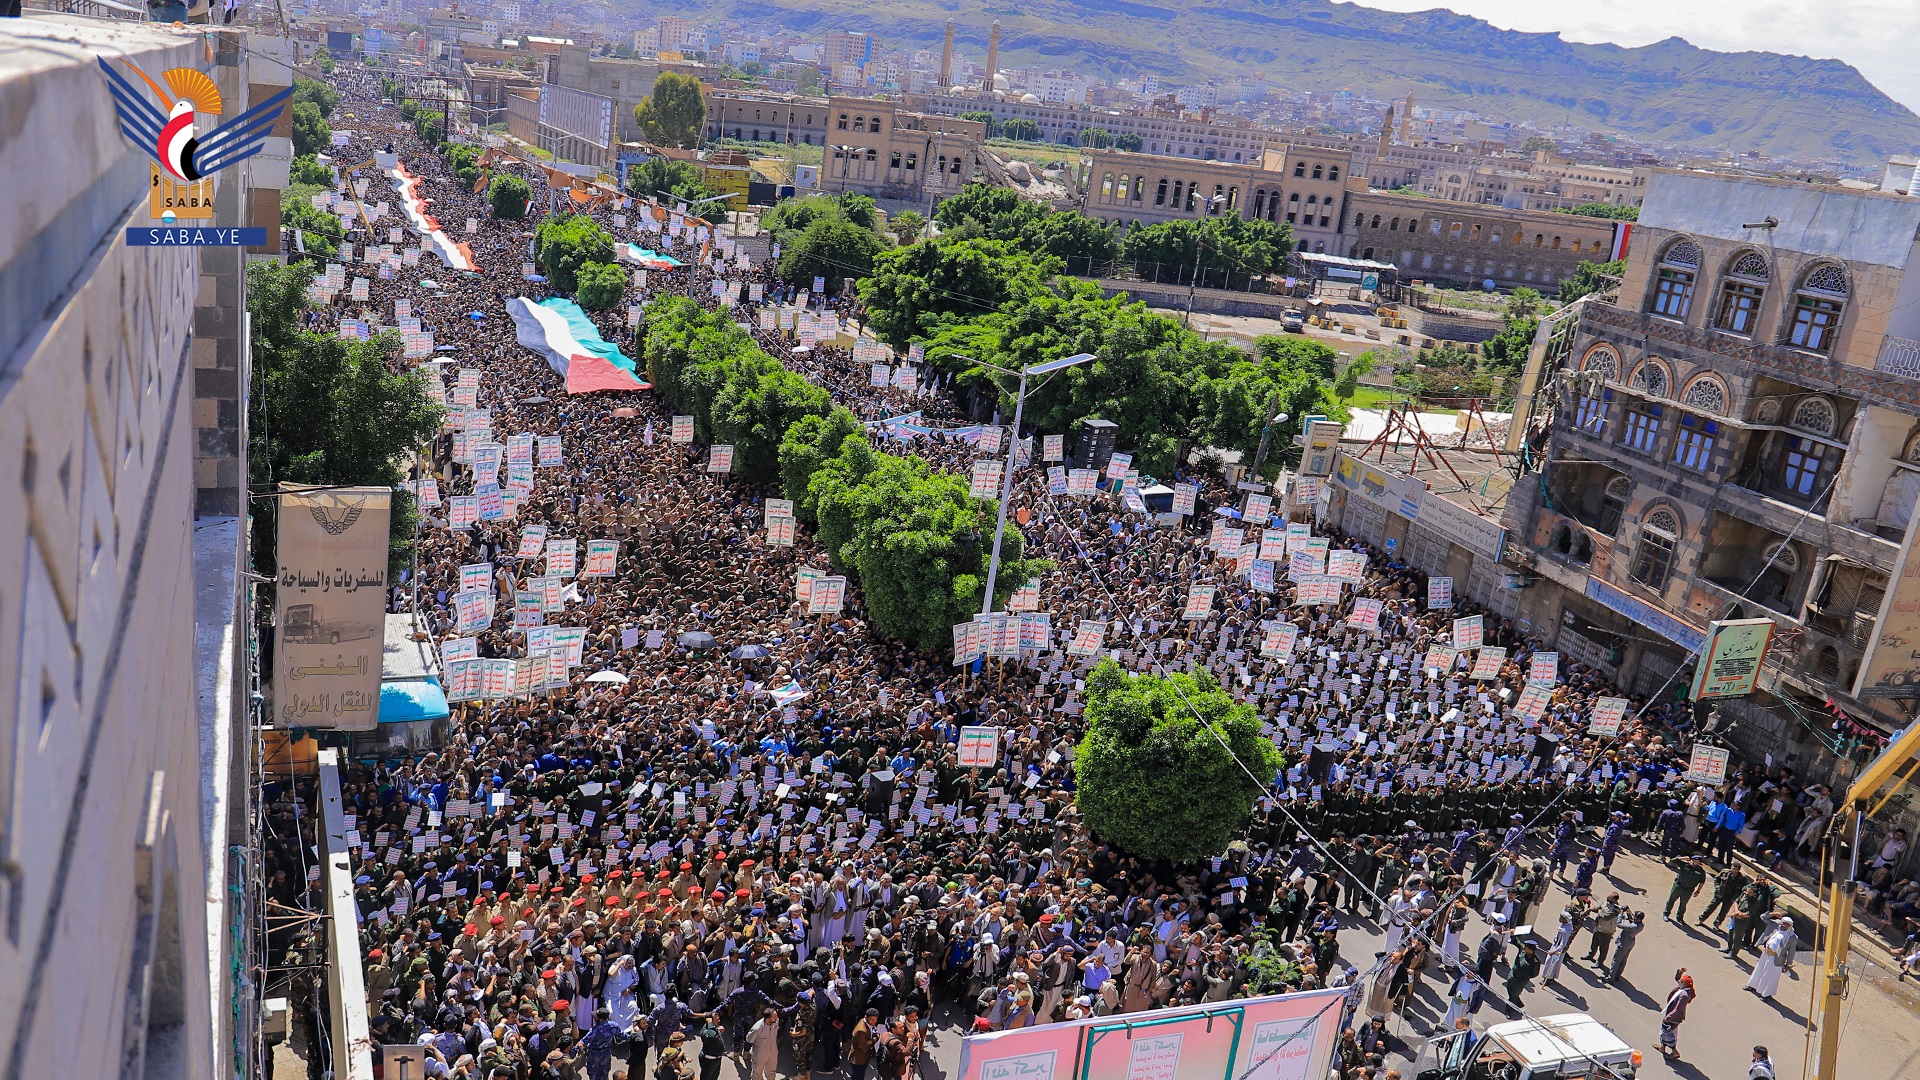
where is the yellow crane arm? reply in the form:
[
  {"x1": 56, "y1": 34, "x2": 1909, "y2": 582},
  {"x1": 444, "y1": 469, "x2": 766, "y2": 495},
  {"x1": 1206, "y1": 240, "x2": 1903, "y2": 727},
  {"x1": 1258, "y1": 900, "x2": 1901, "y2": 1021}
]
[{"x1": 1815, "y1": 718, "x2": 1920, "y2": 1080}]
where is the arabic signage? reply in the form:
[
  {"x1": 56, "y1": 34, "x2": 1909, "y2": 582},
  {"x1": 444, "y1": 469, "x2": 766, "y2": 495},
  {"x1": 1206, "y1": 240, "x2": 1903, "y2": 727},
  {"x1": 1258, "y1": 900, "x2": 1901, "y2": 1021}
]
[
  {"x1": 1689, "y1": 618, "x2": 1774, "y2": 700},
  {"x1": 1583, "y1": 577, "x2": 1706, "y2": 654},
  {"x1": 957, "y1": 726, "x2": 1001, "y2": 768},
  {"x1": 1331, "y1": 451, "x2": 1506, "y2": 561},
  {"x1": 274, "y1": 487, "x2": 392, "y2": 730}
]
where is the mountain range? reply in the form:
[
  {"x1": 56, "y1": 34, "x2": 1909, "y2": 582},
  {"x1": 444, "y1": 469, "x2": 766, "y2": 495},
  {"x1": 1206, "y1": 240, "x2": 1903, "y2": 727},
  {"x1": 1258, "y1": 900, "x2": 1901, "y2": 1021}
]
[{"x1": 640, "y1": 0, "x2": 1920, "y2": 168}]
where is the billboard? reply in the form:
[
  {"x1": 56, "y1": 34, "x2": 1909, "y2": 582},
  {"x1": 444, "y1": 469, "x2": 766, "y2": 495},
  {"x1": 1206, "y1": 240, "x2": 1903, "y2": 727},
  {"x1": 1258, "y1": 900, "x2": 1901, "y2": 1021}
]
[
  {"x1": 1299, "y1": 421, "x2": 1344, "y2": 478},
  {"x1": 539, "y1": 84, "x2": 615, "y2": 147},
  {"x1": 274, "y1": 487, "x2": 392, "y2": 730},
  {"x1": 1688, "y1": 617, "x2": 1774, "y2": 700},
  {"x1": 956, "y1": 988, "x2": 1344, "y2": 1080}
]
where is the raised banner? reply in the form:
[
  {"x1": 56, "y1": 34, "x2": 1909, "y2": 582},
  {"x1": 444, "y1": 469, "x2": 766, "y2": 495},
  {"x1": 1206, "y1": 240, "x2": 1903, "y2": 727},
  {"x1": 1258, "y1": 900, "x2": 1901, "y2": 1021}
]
[
  {"x1": 1689, "y1": 618, "x2": 1775, "y2": 700},
  {"x1": 1068, "y1": 620, "x2": 1107, "y2": 657},
  {"x1": 460, "y1": 562, "x2": 492, "y2": 593},
  {"x1": 1182, "y1": 585, "x2": 1217, "y2": 620},
  {"x1": 1105, "y1": 452, "x2": 1132, "y2": 481},
  {"x1": 1043, "y1": 435, "x2": 1064, "y2": 462},
  {"x1": 953, "y1": 621, "x2": 985, "y2": 666},
  {"x1": 767, "y1": 520, "x2": 796, "y2": 546},
  {"x1": 1588, "y1": 696, "x2": 1629, "y2": 736},
  {"x1": 1686, "y1": 744, "x2": 1731, "y2": 785},
  {"x1": 538, "y1": 435, "x2": 564, "y2": 467},
  {"x1": 1453, "y1": 615, "x2": 1484, "y2": 650},
  {"x1": 809, "y1": 575, "x2": 847, "y2": 614},
  {"x1": 970, "y1": 460, "x2": 1004, "y2": 501},
  {"x1": 1009, "y1": 582, "x2": 1041, "y2": 613},
  {"x1": 1067, "y1": 469, "x2": 1098, "y2": 497},
  {"x1": 708, "y1": 444, "x2": 734, "y2": 473},
  {"x1": 1259, "y1": 622, "x2": 1299, "y2": 660},
  {"x1": 583, "y1": 539, "x2": 619, "y2": 577},
  {"x1": 671, "y1": 415, "x2": 695, "y2": 443},
  {"x1": 1349, "y1": 598, "x2": 1384, "y2": 633},
  {"x1": 1428, "y1": 576, "x2": 1454, "y2": 609},
  {"x1": 1422, "y1": 644, "x2": 1458, "y2": 673},
  {"x1": 1327, "y1": 549, "x2": 1366, "y2": 581},
  {"x1": 1295, "y1": 576, "x2": 1341, "y2": 606},
  {"x1": 958, "y1": 726, "x2": 1001, "y2": 768},
  {"x1": 545, "y1": 538, "x2": 577, "y2": 578},
  {"x1": 1528, "y1": 652, "x2": 1559, "y2": 685},
  {"x1": 1469, "y1": 647, "x2": 1507, "y2": 680},
  {"x1": 1173, "y1": 483, "x2": 1198, "y2": 516},
  {"x1": 518, "y1": 525, "x2": 549, "y2": 558},
  {"x1": 273, "y1": 487, "x2": 391, "y2": 731}
]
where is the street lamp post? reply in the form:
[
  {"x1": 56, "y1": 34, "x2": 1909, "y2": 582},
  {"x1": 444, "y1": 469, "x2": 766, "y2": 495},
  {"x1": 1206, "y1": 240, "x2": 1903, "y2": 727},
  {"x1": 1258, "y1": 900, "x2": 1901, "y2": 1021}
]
[
  {"x1": 662, "y1": 189, "x2": 732, "y2": 299},
  {"x1": 1251, "y1": 406, "x2": 1290, "y2": 479},
  {"x1": 975, "y1": 352, "x2": 1099, "y2": 614},
  {"x1": 1182, "y1": 193, "x2": 1228, "y2": 326}
]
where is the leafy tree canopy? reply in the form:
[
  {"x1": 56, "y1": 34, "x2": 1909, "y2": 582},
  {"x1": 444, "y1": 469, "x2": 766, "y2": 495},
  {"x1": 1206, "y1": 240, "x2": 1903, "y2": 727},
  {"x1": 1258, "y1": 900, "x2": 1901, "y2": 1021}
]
[
  {"x1": 490, "y1": 174, "x2": 532, "y2": 219},
  {"x1": 534, "y1": 214, "x2": 617, "y2": 295},
  {"x1": 856, "y1": 235, "x2": 1059, "y2": 348},
  {"x1": 291, "y1": 101, "x2": 331, "y2": 157},
  {"x1": 776, "y1": 215, "x2": 887, "y2": 294},
  {"x1": 625, "y1": 157, "x2": 718, "y2": 205},
  {"x1": 1074, "y1": 659, "x2": 1282, "y2": 862},
  {"x1": 1552, "y1": 202, "x2": 1638, "y2": 221},
  {"x1": 1559, "y1": 258, "x2": 1623, "y2": 303},
  {"x1": 634, "y1": 71, "x2": 706, "y2": 149},
  {"x1": 292, "y1": 77, "x2": 340, "y2": 119},
  {"x1": 574, "y1": 261, "x2": 627, "y2": 311}
]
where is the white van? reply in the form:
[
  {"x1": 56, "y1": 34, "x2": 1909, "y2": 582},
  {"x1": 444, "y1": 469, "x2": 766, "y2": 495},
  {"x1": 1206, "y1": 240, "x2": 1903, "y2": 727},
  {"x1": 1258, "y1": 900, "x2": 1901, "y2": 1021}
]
[{"x1": 1417, "y1": 1013, "x2": 1641, "y2": 1080}]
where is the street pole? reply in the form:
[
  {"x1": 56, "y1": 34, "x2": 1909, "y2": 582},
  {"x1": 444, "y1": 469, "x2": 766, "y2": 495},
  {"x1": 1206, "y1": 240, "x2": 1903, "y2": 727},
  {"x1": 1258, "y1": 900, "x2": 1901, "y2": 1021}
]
[
  {"x1": 1249, "y1": 390, "x2": 1286, "y2": 477},
  {"x1": 979, "y1": 369, "x2": 1028, "y2": 616},
  {"x1": 1183, "y1": 195, "x2": 1223, "y2": 328}
]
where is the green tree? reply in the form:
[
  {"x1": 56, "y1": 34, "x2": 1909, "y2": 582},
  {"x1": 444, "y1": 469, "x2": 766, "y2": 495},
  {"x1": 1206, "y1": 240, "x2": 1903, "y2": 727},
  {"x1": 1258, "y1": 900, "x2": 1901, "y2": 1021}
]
[
  {"x1": 291, "y1": 77, "x2": 340, "y2": 119},
  {"x1": 888, "y1": 209, "x2": 927, "y2": 245},
  {"x1": 1481, "y1": 316, "x2": 1538, "y2": 373},
  {"x1": 1080, "y1": 126, "x2": 1113, "y2": 148},
  {"x1": 1333, "y1": 350, "x2": 1378, "y2": 403},
  {"x1": 1558, "y1": 258, "x2": 1623, "y2": 303},
  {"x1": 314, "y1": 49, "x2": 335, "y2": 75},
  {"x1": 490, "y1": 174, "x2": 533, "y2": 219},
  {"x1": 1195, "y1": 340, "x2": 1331, "y2": 473},
  {"x1": 291, "y1": 101, "x2": 331, "y2": 157},
  {"x1": 575, "y1": 261, "x2": 627, "y2": 310},
  {"x1": 1000, "y1": 117, "x2": 1041, "y2": 141},
  {"x1": 290, "y1": 154, "x2": 333, "y2": 187},
  {"x1": 932, "y1": 184, "x2": 1117, "y2": 264},
  {"x1": 1521, "y1": 135, "x2": 1559, "y2": 155},
  {"x1": 1504, "y1": 286, "x2": 1545, "y2": 321},
  {"x1": 1553, "y1": 202, "x2": 1638, "y2": 221},
  {"x1": 534, "y1": 214, "x2": 617, "y2": 294},
  {"x1": 1074, "y1": 660, "x2": 1282, "y2": 862},
  {"x1": 958, "y1": 109, "x2": 998, "y2": 137},
  {"x1": 856, "y1": 236, "x2": 1057, "y2": 347},
  {"x1": 245, "y1": 261, "x2": 444, "y2": 577},
  {"x1": 777, "y1": 407, "x2": 863, "y2": 513},
  {"x1": 634, "y1": 71, "x2": 706, "y2": 149},
  {"x1": 777, "y1": 215, "x2": 887, "y2": 293},
  {"x1": 1120, "y1": 215, "x2": 1294, "y2": 285},
  {"x1": 624, "y1": 156, "x2": 717, "y2": 204},
  {"x1": 280, "y1": 195, "x2": 344, "y2": 262},
  {"x1": 1115, "y1": 132, "x2": 1143, "y2": 152}
]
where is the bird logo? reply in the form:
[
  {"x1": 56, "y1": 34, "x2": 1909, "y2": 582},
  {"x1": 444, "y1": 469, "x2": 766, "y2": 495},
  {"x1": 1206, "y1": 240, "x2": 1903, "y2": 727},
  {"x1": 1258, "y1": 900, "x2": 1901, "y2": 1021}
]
[{"x1": 98, "y1": 57, "x2": 291, "y2": 185}]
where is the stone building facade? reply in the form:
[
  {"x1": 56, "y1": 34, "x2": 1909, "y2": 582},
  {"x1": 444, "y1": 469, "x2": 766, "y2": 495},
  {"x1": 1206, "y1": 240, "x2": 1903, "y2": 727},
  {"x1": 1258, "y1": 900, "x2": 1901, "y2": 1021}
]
[
  {"x1": 1080, "y1": 145, "x2": 1359, "y2": 254},
  {"x1": 821, "y1": 99, "x2": 987, "y2": 203},
  {"x1": 1502, "y1": 168, "x2": 1920, "y2": 773},
  {"x1": 1341, "y1": 192, "x2": 1618, "y2": 290},
  {"x1": 703, "y1": 88, "x2": 831, "y2": 146}
]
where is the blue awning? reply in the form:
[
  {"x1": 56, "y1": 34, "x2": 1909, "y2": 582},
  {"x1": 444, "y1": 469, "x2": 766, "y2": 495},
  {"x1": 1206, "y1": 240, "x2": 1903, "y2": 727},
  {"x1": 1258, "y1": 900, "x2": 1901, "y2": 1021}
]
[{"x1": 378, "y1": 678, "x2": 450, "y2": 724}]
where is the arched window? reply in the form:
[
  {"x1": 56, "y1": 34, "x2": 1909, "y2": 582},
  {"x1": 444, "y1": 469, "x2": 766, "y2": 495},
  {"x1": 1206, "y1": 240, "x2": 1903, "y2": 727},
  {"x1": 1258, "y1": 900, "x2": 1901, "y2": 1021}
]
[
  {"x1": 1389, "y1": 217, "x2": 1400, "y2": 231},
  {"x1": 1490, "y1": 229, "x2": 1502, "y2": 245},
  {"x1": 1652, "y1": 239, "x2": 1701, "y2": 319},
  {"x1": 1629, "y1": 361, "x2": 1669, "y2": 397},
  {"x1": 1306, "y1": 194, "x2": 1318, "y2": 205},
  {"x1": 1713, "y1": 250, "x2": 1769, "y2": 334},
  {"x1": 1581, "y1": 344, "x2": 1619, "y2": 380},
  {"x1": 1761, "y1": 540, "x2": 1801, "y2": 574},
  {"x1": 871, "y1": 117, "x2": 884, "y2": 134},
  {"x1": 1289, "y1": 192, "x2": 1299, "y2": 203},
  {"x1": 1293, "y1": 161, "x2": 1306, "y2": 177},
  {"x1": 1370, "y1": 215, "x2": 1381, "y2": 229},
  {"x1": 1631, "y1": 507, "x2": 1680, "y2": 589},
  {"x1": 1312, "y1": 164, "x2": 1324, "y2": 179},
  {"x1": 1363, "y1": 247, "x2": 1375, "y2": 260},
  {"x1": 837, "y1": 113, "x2": 849, "y2": 130},
  {"x1": 1788, "y1": 264, "x2": 1849, "y2": 353},
  {"x1": 1329, "y1": 165, "x2": 1340, "y2": 181},
  {"x1": 853, "y1": 115, "x2": 867, "y2": 131},
  {"x1": 1253, "y1": 190, "x2": 1267, "y2": 218},
  {"x1": 1680, "y1": 377, "x2": 1727, "y2": 415},
  {"x1": 1599, "y1": 476, "x2": 1631, "y2": 534},
  {"x1": 1791, "y1": 396, "x2": 1836, "y2": 436},
  {"x1": 1755, "y1": 540, "x2": 1801, "y2": 610}
]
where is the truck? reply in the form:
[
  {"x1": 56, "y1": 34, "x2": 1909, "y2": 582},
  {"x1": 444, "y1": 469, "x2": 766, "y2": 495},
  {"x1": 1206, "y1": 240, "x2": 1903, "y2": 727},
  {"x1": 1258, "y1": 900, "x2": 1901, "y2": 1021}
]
[
  {"x1": 282, "y1": 603, "x2": 379, "y2": 646},
  {"x1": 1417, "y1": 1013, "x2": 1640, "y2": 1080}
]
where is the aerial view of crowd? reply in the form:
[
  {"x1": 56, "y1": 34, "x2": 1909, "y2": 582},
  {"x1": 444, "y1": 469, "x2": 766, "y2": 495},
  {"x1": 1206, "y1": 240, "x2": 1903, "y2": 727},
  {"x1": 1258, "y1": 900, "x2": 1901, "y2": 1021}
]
[{"x1": 251, "y1": 77, "x2": 1887, "y2": 1080}]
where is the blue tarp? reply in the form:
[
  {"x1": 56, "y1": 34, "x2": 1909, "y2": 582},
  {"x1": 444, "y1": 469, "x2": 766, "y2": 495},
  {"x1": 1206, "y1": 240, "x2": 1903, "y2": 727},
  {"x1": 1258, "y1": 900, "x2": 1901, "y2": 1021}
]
[{"x1": 378, "y1": 678, "x2": 450, "y2": 724}]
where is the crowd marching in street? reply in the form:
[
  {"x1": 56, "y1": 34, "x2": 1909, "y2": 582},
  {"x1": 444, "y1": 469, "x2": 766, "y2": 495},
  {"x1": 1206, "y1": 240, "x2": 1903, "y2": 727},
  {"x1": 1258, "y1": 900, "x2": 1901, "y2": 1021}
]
[{"x1": 253, "y1": 78, "x2": 1910, "y2": 1080}]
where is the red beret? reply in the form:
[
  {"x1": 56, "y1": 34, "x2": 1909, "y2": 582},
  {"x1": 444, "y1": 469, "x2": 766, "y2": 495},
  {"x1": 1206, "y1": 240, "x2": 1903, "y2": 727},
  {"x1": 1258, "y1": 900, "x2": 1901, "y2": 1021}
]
[
  {"x1": 679, "y1": 862, "x2": 691, "y2": 870},
  {"x1": 541, "y1": 970, "x2": 557, "y2": 979},
  {"x1": 607, "y1": 870, "x2": 623, "y2": 880},
  {"x1": 490, "y1": 915, "x2": 506, "y2": 926},
  {"x1": 656, "y1": 887, "x2": 673, "y2": 897},
  {"x1": 580, "y1": 874, "x2": 596, "y2": 884},
  {"x1": 368, "y1": 949, "x2": 385, "y2": 960},
  {"x1": 571, "y1": 898, "x2": 587, "y2": 908},
  {"x1": 734, "y1": 888, "x2": 750, "y2": 898},
  {"x1": 554, "y1": 1000, "x2": 570, "y2": 1011}
]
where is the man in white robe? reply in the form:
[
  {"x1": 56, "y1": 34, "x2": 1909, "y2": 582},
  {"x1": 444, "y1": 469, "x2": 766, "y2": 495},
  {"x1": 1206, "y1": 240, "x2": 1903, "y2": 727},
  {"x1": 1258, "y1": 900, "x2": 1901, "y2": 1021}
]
[{"x1": 1745, "y1": 917, "x2": 1794, "y2": 999}]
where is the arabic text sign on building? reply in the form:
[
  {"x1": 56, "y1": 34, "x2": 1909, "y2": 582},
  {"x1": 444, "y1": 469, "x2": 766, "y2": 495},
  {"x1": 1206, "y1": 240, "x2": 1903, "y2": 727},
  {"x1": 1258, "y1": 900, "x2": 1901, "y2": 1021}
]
[
  {"x1": 1689, "y1": 618, "x2": 1774, "y2": 700},
  {"x1": 274, "y1": 487, "x2": 392, "y2": 731}
]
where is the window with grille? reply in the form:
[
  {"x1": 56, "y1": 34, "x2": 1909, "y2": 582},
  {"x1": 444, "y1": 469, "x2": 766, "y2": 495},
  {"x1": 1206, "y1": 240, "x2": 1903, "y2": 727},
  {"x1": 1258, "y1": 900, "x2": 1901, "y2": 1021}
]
[
  {"x1": 1782, "y1": 436, "x2": 1828, "y2": 497},
  {"x1": 1672, "y1": 414, "x2": 1717, "y2": 470},
  {"x1": 1624, "y1": 408, "x2": 1661, "y2": 454},
  {"x1": 1631, "y1": 517, "x2": 1677, "y2": 589}
]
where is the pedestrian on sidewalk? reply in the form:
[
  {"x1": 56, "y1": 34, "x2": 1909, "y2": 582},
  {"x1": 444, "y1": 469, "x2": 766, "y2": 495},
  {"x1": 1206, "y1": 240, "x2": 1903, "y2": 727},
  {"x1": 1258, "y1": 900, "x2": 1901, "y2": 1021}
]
[
  {"x1": 1656, "y1": 969, "x2": 1695, "y2": 1060},
  {"x1": 1664, "y1": 855, "x2": 1706, "y2": 924},
  {"x1": 1701, "y1": 863, "x2": 1748, "y2": 931},
  {"x1": 1540, "y1": 910, "x2": 1575, "y2": 985}
]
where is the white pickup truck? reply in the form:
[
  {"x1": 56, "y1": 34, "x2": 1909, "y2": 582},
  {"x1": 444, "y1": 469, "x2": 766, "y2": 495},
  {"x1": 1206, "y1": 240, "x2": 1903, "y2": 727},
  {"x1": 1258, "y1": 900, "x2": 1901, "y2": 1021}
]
[{"x1": 1416, "y1": 1013, "x2": 1641, "y2": 1080}]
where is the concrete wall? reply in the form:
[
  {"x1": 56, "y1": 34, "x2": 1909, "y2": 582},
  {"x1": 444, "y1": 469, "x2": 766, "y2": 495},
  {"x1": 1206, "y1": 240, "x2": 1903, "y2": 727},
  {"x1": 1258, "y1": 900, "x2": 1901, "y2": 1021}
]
[
  {"x1": 1343, "y1": 192, "x2": 1616, "y2": 291},
  {"x1": 0, "y1": 16, "x2": 258, "y2": 1080}
]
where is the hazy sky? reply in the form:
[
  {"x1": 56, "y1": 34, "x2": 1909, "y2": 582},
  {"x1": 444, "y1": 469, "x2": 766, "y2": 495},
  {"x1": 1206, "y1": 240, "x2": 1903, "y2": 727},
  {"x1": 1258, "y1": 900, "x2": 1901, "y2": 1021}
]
[{"x1": 1350, "y1": 0, "x2": 1920, "y2": 115}]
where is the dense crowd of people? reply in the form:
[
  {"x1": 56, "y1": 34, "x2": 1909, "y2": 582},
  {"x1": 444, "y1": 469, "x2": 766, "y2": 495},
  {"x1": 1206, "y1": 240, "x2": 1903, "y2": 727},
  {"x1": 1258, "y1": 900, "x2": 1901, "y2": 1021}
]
[{"x1": 252, "y1": 78, "x2": 1896, "y2": 1080}]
